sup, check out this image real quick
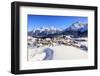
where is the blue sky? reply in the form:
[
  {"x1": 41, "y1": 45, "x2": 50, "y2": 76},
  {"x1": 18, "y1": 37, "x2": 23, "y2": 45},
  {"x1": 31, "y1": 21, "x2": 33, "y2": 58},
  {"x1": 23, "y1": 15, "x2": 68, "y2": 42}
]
[{"x1": 28, "y1": 15, "x2": 88, "y2": 31}]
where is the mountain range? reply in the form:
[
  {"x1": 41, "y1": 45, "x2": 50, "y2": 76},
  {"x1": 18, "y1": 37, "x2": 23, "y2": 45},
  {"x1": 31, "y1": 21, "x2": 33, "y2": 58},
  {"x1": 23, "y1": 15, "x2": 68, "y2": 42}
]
[{"x1": 28, "y1": 22, "x2": 88, "y2": 38}]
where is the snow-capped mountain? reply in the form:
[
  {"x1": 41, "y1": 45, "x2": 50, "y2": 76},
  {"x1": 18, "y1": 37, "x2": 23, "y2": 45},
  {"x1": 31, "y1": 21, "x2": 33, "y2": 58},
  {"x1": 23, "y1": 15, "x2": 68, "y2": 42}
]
[
  {"x1": 28, "y1": 26, "x2": 61, "y2": 38},
  {"x1": 61, "y1": 22, "x2": 88, "y2": 38},
  {"x1": 80, "y1": 24, "x2": 88, "y2": 32},
  {"x1": 32, "y1": 26, "x2": 57, "y2": 33},
  {"x1": 28, "y1": 22, "x2": 88, "y2": 38},
  {"x1": 66, "y1": 22, "x2": 87, "y2": 31}
]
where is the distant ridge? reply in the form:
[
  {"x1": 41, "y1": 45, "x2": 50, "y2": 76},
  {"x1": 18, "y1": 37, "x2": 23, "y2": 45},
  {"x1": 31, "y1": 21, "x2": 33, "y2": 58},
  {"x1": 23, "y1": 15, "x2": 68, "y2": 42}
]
[{"x1": 28, "y1": 22, "x2": 88, "y2": 38}]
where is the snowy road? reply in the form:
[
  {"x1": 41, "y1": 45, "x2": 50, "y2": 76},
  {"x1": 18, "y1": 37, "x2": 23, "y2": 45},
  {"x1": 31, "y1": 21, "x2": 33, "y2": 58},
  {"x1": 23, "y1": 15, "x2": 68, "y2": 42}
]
[{"x1": 28, "y1": 45, "x2": 88, "y2": 61}]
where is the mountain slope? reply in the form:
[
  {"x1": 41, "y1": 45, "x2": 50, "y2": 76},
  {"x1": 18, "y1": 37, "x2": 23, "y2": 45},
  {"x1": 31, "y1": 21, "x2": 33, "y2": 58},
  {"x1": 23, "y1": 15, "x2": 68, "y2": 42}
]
[
  {"x1": 28, "y1": 22, "x2": 88, "y2": 38},
  {"x1": 62, "y1": 22, "x2": 88, "y2": 37}
]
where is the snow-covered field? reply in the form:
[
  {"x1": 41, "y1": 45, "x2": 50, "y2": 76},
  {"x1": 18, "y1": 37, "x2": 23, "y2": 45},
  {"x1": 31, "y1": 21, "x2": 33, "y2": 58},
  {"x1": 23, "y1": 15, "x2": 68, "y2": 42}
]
[
  {"x1": 28, "y1": 45, "x2": 88, "y2": 61},
  {"x1": 52, "y1": 45, "x2": 88, "y2": 60}
]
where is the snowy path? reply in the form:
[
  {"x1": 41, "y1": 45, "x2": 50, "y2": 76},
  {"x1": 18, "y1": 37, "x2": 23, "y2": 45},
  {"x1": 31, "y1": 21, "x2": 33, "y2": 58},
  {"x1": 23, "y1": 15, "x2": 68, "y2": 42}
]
[{"x1": 28, "y1": 45, "x2": 88, "y2": 61}]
